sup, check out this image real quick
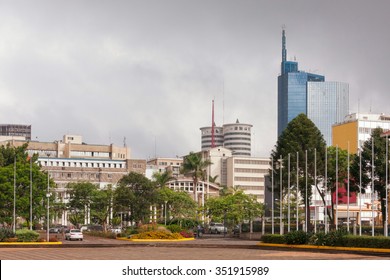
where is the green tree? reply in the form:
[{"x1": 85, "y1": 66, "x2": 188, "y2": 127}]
[
  {"x1": 181, "y1": 152, "x2": 212, "y2": 203},
  {"x1": 152, "y1": 170, "x2": 174, "y2": 188},
  {"x1": 205, "y1": 190, "x2": 264, "y2": 229},
  {"x1": 114, "y1": 172, "x2": 157, "y2": 225},
  {"x1": 90, "y1": 185, "x2": 114, "y2": 231},
  {"x1": 66, "y1": 181, "x2": 98, "y2": 227},
  {"x1": 350, "y1": 127, "x2": 388, "y2": 226},
  {"x1": 270, "y1": 114, "x2": 326, "y2": 229},
  {"x1": 0, "y1": 143, "x2": 55, "y2": 228},
  {"x1": 325, "y1": 146, "x2": 353, "y2": 226},
  {"x1": 157, "y1": 187, "x2": 197, "y2": 224}
]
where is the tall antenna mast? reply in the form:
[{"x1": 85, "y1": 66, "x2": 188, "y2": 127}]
[
  {"x1": 222, "y1": 79, "x2": 225, "y2": 125},
  {"x1": 282, "y1": 24, "x2": 287, "y2": 62},
  {"x1": 211, "y1": 99, "x2": 216, "y2": 148}
]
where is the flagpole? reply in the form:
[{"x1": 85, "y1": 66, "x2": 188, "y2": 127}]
[
  {"x1": 347, "y1": 141, "x2": 350, "y2": 233},
  {"x1": 305, "y1": 150, "x2": 308, "y2": 232},
  {"x1": 271, "y1": 158, "x2": 274, "y2": 234},
  {"x1": 13, "y1": 155, "x2": 16, "y2": 233},
  {"x1": 314, "y1": 148, "x2": 317, "y2": 234},
  {"x1": 288, "y1": 153, "x2": 291, "y2": 233},
  {"x1": 325, "y1": 147, "x2": 328, "y2": 234},
  {"x1": 372, "y1": 137, "x2": 375, "y2": 237},
  {"x1": 296, "y1": 151, "x2": 299, "y2": 231},
  {"x1": 279, "y1": 155, "x2": 283, "y2": 235},
  {"x1": 359, "y1": 148, "x2": 362, "y2": 236},
  {"x1": 386, "y1": 134, "x2": 389, "y2": 237},
  {"x1": 336, "y1": 145, "x2": 339, "y2": 230},
  {"x1": 30, "y1": 156, "x2": 33, "y2": 231}
]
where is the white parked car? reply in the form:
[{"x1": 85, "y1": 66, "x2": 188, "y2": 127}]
[
  {"x1": 111, "y1": 228, "x2": 122, "y2": 234},
  {"x1": 209, "y1": 222, "x2": 227, "y2": 234},
  {"x1": 65, "y1": 229, "x2": 83, "y2": 241}
]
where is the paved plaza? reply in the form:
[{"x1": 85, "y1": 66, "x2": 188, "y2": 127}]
[{"x1": 1, "y1": 235, "x2": 389, "y2": 260}]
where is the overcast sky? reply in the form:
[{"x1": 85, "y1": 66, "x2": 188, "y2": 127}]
[{"x1": 1, "y1": 0, "x2": 389, "y2": 159}]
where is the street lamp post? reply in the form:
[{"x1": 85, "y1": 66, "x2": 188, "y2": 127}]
[{"x1": 164, "y1": 201, "x2": 168, "y2": 225}]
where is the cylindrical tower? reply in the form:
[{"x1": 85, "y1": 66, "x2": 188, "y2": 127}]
[
  {"x1": 200, "y1": 126, "x2": 223, "y2": 151},
  {"x1": 222, "y1": 120, "x2": 252, "y2": 156}
]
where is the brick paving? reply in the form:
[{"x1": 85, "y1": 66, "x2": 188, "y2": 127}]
[{"x1": 1, "y1": 235, "x2": 389, "y2": 260}]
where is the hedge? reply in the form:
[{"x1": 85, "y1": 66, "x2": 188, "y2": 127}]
[
  {"x1": 261, "y1": 230, "x2": 390, "y2": 249},
  {"x1": 15, "y1": 229, "x2": 39, "y2": 242}
]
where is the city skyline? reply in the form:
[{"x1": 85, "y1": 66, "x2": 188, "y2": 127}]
[{"x1": 0, "y1": 1, "x2": 389, "y2": 159}]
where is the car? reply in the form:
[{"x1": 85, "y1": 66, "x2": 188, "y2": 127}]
[
  {"x1": 65, "y1": 229, "x2": 83, "y2": 241},
  {"x1": 80, "y1": 225, "x2": 88, "y2": 232},
  {"x1": 110, "y1": 227, "x2": 122, "y2": 234},
  {"x1": 49, "y1": 227, "x2": 60, "y2": 233},
  {"x1": 209, "y1": 222, "x2": 227, "y2": 234}
]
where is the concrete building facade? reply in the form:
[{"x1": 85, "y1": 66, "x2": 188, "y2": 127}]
[{"x1": 0, "y1": 124, "x2": 32, "y2": 140}]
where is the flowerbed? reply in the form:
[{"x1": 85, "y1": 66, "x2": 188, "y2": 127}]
[{"x1": 130, "y1": 230, "x2": 185, "y2": 240}]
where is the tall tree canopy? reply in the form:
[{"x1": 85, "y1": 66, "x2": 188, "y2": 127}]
[
  {"x1": 114, "y1": 172, "x2": 157, "y2": 225},
  {"x1": 0, "y1": 143, "x2": 55, "y2": 228},
  {"x1": 350, "y1": 127, "x2": 389, "y2": 226},
  {"x1": 270, "y1": 114, "x2": 327, "y2": 226}
]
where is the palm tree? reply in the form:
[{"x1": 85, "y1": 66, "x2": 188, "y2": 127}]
[
  {"x1": 152, "y1": 170, "x2": 175, "y2": 188},
  {"x1": 181, "y1": 152, "x2": 212, "y2": 202}
]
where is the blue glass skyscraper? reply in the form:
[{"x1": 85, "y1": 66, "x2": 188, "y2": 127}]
[{"x1": 277, "y1": 29, "x2": 325, "y2": 136}]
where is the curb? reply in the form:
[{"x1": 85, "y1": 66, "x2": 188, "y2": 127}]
[
  {"x1": 0, "y1": 242, "x2": 62, "y2": 246},
  {"x1": 258, "y1": 242, "x2": 390, "y2": 256}
]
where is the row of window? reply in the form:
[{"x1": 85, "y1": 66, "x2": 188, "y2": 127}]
[
  {"x1": 234, "y1": 168, "x2": 268, "y2": 173},
  {"x1": 51, "y1": 171, "x2": 117, "y2": 180},
  {"x1": 41, "y1": 160, "x2": 125, "y2": 169},
  {"x1": 234, "y1": 159, "x2": 269, "y2": 165},
  {"x1": 224, "y1": 132, "x2": 251, "y2": 136},
  {"x1": 234, "y1": 177, "x2": 264, "y2": 182}
]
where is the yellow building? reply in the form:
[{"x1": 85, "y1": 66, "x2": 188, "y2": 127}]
[{"x1": 333, "y1": 113, "x2": 390, "y2": 153}]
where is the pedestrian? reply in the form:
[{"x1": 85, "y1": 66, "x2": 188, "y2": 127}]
[{"x1": 196, "y1": 224, "x2": 202, "y2": 238}]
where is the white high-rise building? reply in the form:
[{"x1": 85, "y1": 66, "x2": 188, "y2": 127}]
[{"x1": 200, "y1": 119, "x2": 253, "y2": 156}]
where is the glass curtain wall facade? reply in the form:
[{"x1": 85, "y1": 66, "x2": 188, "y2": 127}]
[
  {"x1": 277, "y1": 29, "x2": 325, "y2": 136},
  {"x1": 307, "y1": 82, "x2": 349, "y2": 145}
]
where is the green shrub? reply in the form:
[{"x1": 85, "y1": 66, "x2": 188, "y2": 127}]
[
  {"x1": 0, "y1": 228, "x2": 16, "y2": 242},
  {"x1": 166, "y1": 224, "x2": 182, "y2": 233},
  {"x1": 130, "y1": 230, "x2": 184, "y2": 240},
  {"x1": 323, "y1": 229, "x2": 348, "y2": 246},
  {"x1": 308, "y1": 232, "x2": 328, "y2": 246},
  {"x1": 342, "y1": 235, "x2": 390, "y2": 249},
  {"x1": 260, "y1": 234, "x2": 285, "y2": 244},
  {"x1": 15, "y1": 229, "x2": 39, "y2": 242},
  {"x1": 284, "y1": 230, "x2": 310, "y2": 245}
]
